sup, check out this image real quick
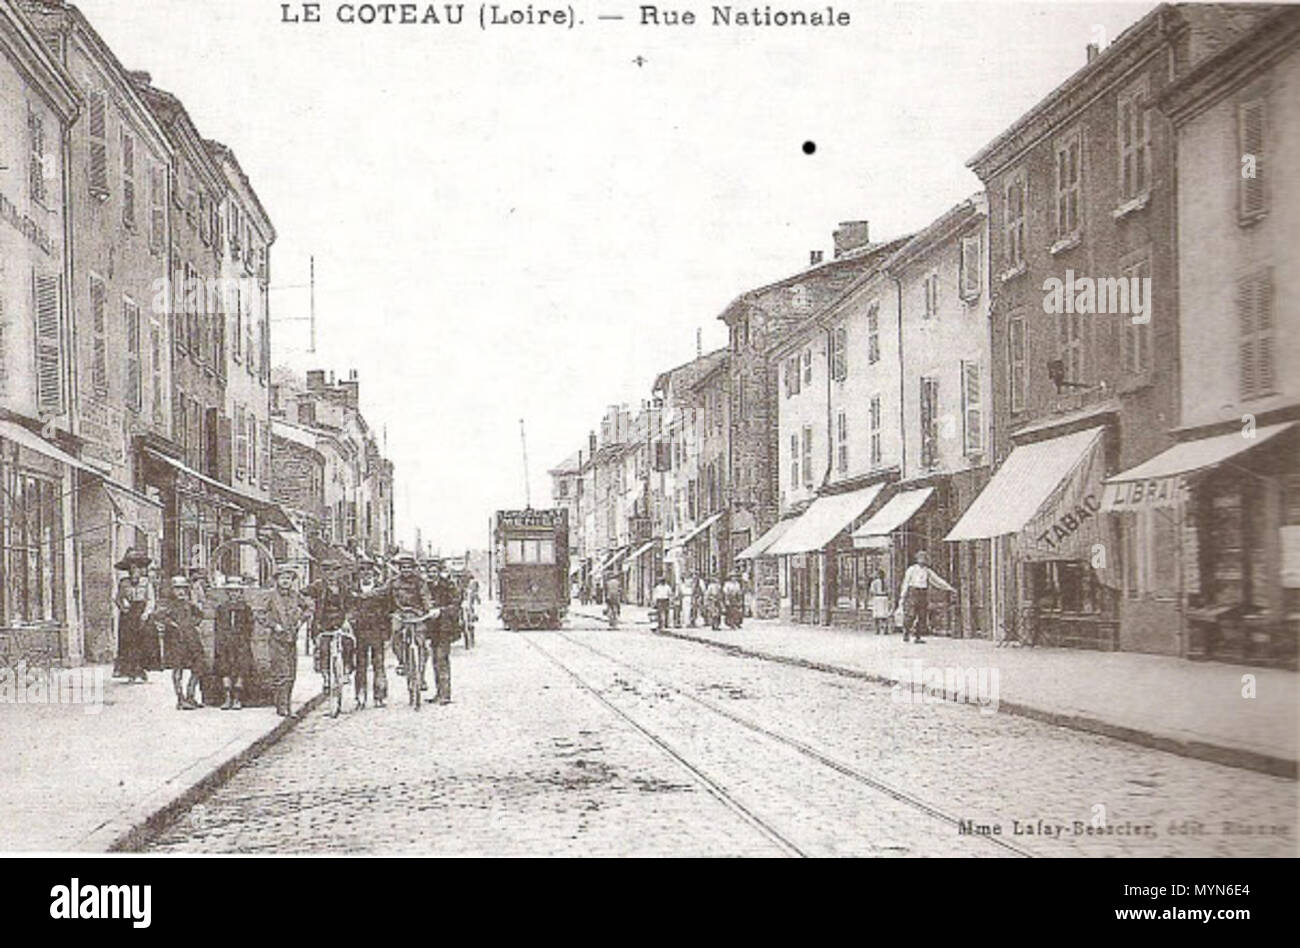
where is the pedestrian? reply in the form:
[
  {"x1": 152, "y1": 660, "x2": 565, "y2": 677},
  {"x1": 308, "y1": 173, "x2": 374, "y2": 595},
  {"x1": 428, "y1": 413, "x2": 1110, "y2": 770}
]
[
  {"x1": 389, "y1": 552, "x2": 434, "y2": 686},
  {"x1": 870, "y1": 568, "x2": 891, "y2": 635},
  {"x1": 154, "y1": 575, "x2": 203, "y2": 710},
  {"x1": 213, "y1": 580, "x2": 255, "y2": 709},
  {"x1": 353, "y1": 559, "x2": 390, "y2": 709},
  {"x1": 703, "y1": 575, "x2": 723, "y2": 630},
  {"x1": 652, "y1": 574, "x2": 673, "y2": 633},
  {"x1": 428, "y1": 564, "x2": 463, "y2": 704},
  {"x1": 604, "y1": 573, "x2": 622, "y2": 627},
  {"x1": 723, "y1": 571, "x2": 744, "y2": 629},
  {"x1": 898, "y1": 550, "x2": 955, "y2": 645},
  {"x1": 113, "y1": 548, "x2": 156, "y2": 683},
  {"x1": 689, "y1": 573, "x2": 704, "y2": 627},
  {"x1": 670, "y1": 572, "x2": 684, "y2": 628},
  {"x1": 678, "y1": 571, "x2": 694, "y2": 628},
  {"x1": 265, "y1": 565, "x2": 309, "y2": 716}
]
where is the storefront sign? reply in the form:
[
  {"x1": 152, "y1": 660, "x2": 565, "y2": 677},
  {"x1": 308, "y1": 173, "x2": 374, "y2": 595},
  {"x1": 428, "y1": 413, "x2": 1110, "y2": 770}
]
[
  {"x1": 498, "y1": 509, "x2": 561, "y2": 528},
  {"x1": 1032, "y1": 493, "x2": 1101, "y2": 552},
  {"x1": 78, "y1": 400, "x2": 126, "y2": 468},
  {"x1": 1102, "y1": 475, "x2": 1186, "y2": 511},
  {"x1": 0, "y1": 188, "x2": 53, "y2": 255}
]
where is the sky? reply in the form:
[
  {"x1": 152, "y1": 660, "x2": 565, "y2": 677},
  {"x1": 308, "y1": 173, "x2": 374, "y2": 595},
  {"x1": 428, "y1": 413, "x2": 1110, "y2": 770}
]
[{"x1": 71, "y1": 0, "x2": 1163, "y2": 551}]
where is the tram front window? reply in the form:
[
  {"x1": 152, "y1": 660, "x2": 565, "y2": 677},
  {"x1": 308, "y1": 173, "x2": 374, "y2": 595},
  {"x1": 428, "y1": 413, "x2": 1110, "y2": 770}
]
[{"x1": 506, "y1": 538, "x2": 556, "y2": 564}]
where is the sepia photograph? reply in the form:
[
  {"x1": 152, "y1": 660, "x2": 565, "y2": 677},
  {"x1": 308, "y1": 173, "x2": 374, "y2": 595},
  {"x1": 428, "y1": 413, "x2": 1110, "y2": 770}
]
[{"x1": 0, "y1": 0, "x2": 1296, "y2": 898}]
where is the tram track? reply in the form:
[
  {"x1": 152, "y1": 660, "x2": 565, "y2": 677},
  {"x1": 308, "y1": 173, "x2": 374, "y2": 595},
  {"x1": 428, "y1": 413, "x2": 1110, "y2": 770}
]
[{"x1": 523, "y1": 622, "x2": 1034, "y2": 858}]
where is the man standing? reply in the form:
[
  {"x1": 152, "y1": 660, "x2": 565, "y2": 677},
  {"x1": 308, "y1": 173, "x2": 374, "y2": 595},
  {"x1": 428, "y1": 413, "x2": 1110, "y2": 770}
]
[
  {"x1": 266, "y1": 566, "x2": 309, "y2": 716},
  {"x1": 898, "y1": 550, "x2": 955, "y2": 645},
  {"x1": 604, "y1": 572, "x2": 622, "y2": 628},
  {"x1": 214, "y1": 581, "x2": 255, "y2": 710},
  {"x1": 353, "y1": 559, "x2": 391, "y2": 709},
  {"x1": 652, "y1": 574, "x2": 673, "y2": 633},
  {"x1": 154, "y1": 575, "x2": 202, "y2": 710},
  {"x1": 428, "y1": 564, "x2": 463, "y2": 704}
]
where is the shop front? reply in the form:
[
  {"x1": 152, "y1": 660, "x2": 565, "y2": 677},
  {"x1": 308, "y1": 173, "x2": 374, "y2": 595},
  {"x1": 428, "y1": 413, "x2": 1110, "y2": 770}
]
[
  {"x1": 1103, "y1": 421, "x2": 1298, "y2": 668},
  {"x1": 946, "y1": 426, "x2": 1121, "y2": 649},
  {"x1": 766, "y1": 484, "x2": 886, "y2": 625},
  {"x1": 852, "y1": 487, "x2": 935, "y2": 630},
  {"x1": 624, "y1": 538, "x2": 661, "y2": 605},
  {"x1": 737, "y1": 517, "x2": 796, "y2": 619}
]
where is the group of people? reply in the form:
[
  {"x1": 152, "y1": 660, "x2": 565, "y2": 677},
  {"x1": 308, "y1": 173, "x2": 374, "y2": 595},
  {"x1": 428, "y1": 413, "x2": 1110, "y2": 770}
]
[
  {"x1": 113, "y1": 545, "x2": 480, "y2": 717},
  {"x1": 867, "y1": 550, "x2": 956, "y2": 644},
  {"x1": 648, "y1": 570, "x2": 746, "y2": 632}
]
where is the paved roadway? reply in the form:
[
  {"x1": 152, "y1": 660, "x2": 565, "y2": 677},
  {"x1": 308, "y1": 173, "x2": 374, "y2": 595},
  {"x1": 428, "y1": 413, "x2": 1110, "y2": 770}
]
[{"x1": 146, "y1": 616, "x2": 1298, "y2": 856}]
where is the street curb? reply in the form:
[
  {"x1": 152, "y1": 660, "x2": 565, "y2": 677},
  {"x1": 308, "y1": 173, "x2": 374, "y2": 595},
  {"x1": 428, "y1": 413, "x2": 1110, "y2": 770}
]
[
  {"x1": 641, "y1": 625, "x2": 1297, "y2": 781},
  {"x1": 101, "y1": 690, "x2": 328, "y2": 853}
]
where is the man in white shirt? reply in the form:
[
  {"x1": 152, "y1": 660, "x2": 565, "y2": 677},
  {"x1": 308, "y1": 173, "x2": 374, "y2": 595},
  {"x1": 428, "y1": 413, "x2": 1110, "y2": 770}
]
[
  {"x1": 898, "y1": 550, "x2": 955, "y2": 644},
  {"x1": 652, "y1": 575, "x2": 673, "y2": 633}
]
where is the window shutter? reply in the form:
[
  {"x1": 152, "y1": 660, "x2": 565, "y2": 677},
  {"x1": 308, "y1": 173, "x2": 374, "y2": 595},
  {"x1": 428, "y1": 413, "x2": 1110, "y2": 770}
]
[
  {"x1": 32, "y1": 273, "x2": 63, "y2": 415},
  {"x1": 91, "y1": 276, "x2": 107, "y2": 396},
  {"x1": 961, "y1": 236, "x2": 981, "y2": 298},
  {"x1": 1255, "y1": 272, "x2": 1274, "y2": 396},
  {"x1": 1238, "y1": 99, "x2": 1266, "y2": 220},
  {"x1": 962, "y1": 361, "x2": 982, "y2": 454},
  {"x1": 1238, "y1": 277, "x2": 1256, "y2": 399},
  {"x1": 0, "y1": 295, "x2": 7, "y2": 396},
  {"x1": 218, "y1": 413, "x2": 233, "y2": 483},
  {"x1": 125, "y1": 300, "x2": 141, "y2": 410}
]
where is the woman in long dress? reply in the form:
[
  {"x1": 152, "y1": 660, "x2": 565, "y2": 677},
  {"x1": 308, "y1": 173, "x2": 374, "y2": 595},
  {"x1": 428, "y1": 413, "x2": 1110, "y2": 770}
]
[{"x1": 113, "y1": 549, "x2": 157, "y2": 682}]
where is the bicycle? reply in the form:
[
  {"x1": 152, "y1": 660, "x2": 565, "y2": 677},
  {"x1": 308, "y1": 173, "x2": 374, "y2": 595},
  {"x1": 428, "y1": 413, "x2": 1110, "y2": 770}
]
[
  {"x1": 316, "y1": 624, "x2": 356, "y2": 718},
  {"x1": 395, "y1": 608, "x2": 435, "y2": 710}
]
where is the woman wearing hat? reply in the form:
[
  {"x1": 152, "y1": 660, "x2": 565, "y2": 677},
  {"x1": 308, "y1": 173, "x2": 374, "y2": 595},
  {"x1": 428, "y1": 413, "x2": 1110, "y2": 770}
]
[{"x1": 114, "y1": 548, "x2": 157, "y2": 682}]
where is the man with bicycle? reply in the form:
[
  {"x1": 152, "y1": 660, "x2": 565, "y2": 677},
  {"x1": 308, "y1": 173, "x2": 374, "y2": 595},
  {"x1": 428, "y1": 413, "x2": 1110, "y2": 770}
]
[
  {"x1": 426, "y1": 563, "x2": 463, "y2": 705},
  {"x1": 305, "y1": 559, "x2": 357, "y2": 697},
  {"x1": 353, "y1": 557, "x2": 391, "y2": 708},
  {"x1": 390, "y1": 553, "x2": 434, "y2": 688}
]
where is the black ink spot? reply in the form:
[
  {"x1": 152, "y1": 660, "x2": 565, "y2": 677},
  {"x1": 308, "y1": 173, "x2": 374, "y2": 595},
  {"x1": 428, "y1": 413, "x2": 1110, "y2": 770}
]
[{"x1": 802, "y1": 141, "x2": 817, "y2": 155}]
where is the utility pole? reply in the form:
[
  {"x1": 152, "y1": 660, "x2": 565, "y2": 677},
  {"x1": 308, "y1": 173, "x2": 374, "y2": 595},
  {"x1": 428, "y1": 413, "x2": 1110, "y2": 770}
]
[
  {"x1": 520, "y1": 418, "x2": 531, "y2": 509},
  {"x1": 308, "y1": 255, "x2": 316, "y2": 354}
]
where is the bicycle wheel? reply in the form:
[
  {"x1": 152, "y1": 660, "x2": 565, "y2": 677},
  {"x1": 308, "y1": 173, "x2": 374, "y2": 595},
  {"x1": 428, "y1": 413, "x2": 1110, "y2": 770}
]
[
  {"x1": 408, "y1": 633, "x2": 422, "y2": 710},
  {"x1": 330, "y1": 642, "x2": 344, "y2": 717}
]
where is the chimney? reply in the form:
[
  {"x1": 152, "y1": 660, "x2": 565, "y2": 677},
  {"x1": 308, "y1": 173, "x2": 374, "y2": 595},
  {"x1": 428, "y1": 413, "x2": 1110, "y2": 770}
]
[
  {"x1": 810, "y1": 250, "x2": 824, "y2": 266},
  {"x1": 589, "y1": 431, "x2": 597, "y2": 457},
  {"x1": 696, "y1": 327, "x2": 702, "y2": 358},
  {"x1": 128, "y1": 70, "x2": 152, "y2": 88},
  {"x1": 1086, "y1": 42, "x2": 1100, "y2": 63},
  {"x1": 306, "y1": 369, "x2": 326, "y2": 392},
  {"x1": 832, "y1": 220, "x2": 870, "y2": 258}
]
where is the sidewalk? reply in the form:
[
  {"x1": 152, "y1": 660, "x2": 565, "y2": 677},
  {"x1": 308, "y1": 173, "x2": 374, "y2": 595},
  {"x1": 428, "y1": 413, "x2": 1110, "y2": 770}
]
[
  {"x1": 573, "y1": 605, "x2": 1298, "y2": 778},
  {"x1": 0, "y1": 649, "x2": 324, "y2": 853}
]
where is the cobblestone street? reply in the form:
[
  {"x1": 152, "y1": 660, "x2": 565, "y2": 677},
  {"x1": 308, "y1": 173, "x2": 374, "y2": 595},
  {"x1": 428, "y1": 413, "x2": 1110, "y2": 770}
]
[{"x1": 147, "y1": 620, "x2": 1298, "y2": 856}]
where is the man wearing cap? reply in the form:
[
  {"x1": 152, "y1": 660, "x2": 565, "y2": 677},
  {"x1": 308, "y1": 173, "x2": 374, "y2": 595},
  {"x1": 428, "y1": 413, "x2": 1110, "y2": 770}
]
[
  {"x1": 389, "y1": 553, "x2": 433, "y2": 685},
  {"x1": 304, "y1": 561, "x2": 357, "y2": 696},
  {"x1": 427, "y1": 563, "x2": 463, "y2": 705},
  {"x1": 214, "y1": 580, "x2": 256, "y2": 709},
  {"x1": 898, "y1": 550, "x2": 956, "y2": 645},
  {"x1": 266, "y1": 566, "x2": 310, "y2": 716},
  {"x1": 353, "y1": 558, "x2": 391, "y2": 708},
  {"x1": 154, "y1": 575, "x2": 203, "y2": 710}
]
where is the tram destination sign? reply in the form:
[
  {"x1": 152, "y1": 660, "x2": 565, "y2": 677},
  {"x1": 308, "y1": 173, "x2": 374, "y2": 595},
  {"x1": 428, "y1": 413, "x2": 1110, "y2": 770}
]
[{"x1": 497, "y1": 508, "x2": 563, "y2": 529}]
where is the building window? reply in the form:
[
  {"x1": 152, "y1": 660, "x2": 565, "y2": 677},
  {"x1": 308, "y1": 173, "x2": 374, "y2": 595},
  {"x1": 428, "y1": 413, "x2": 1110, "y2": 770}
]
[
  {"x1": 235, "y1": 406, "x2": 248, "y2": 481},
  {"x1": 174, "y1": 397, "x2": 188, "y2": 459},
  {"x1": 789, "y1": 434, "x2": 799, "y2": 489},
  {"x1": 90, "y1": 275, "x2": 108, "y2": 397},
  {"x1": 961, "y1": 360, "x2": 982, "y2": 455},
  {"x1": 150, "y1": 165, "x2": 165, "y2": 255},
  {"x1": 869, "y1": 395, "x2": 882, "y2": 466},
  {"x1": 1118, "y1": 79, "x2": 1151, "y2": 202},
  {"x1": 920, "y1": 377, "x2": 939, "y2": 469},
  {"x1": 1, "y1": 471, "x2": 65, "y2": 624},
  {"x1": 830, "y1": 326, "x2": 847, "y2": 381},
  {"x1": 837, "y1": 411, "x2": 848, "y2": 474},
  {"x1": 801, "y1": 425, "x2": 813, "y2": 487},
  {"x1": 867, "y1": 302, "x2": 880, "y2": 364},
  {"x1": 124, "y1": 297, "x2": 141, "y2": 411},
  {"x1": 1122, "y1": 258, "x2": 1150, "y2": 376},
  {"x1": 1238, "y1": 268, "x2": 1275, "y2": 401},
  {"x1": 1004, "y1": 171, "x2": 1027, "y2": 269},
  {"x1": 923, "y1": 271, "x2": 940, "y2": 319},
  {"x1": 198, "y1": 192, "x2": 210, "y2": 245},
  {"x1": 1008, "y1": 314, "x2": 1027, "y2": 413},
  {"x1": 1054, "y1": 129, "x2": 1083, "y2": 240},
  {"x1": 1058, "y1": 311, "x2": 1084, "y2": 384},
  {"x1": 1238, "y1": 98, "x2": 1266, "y2": 224},
  {"x1": 28, "y1": 108, "x2": 48, "y2": 207},
  {"x1": 785, "y1": 355, "x2": 801, "y2": 397},
  {"x1": 960, "y1": 234, "x2": 982, "y2": 300},
  {"x1": 249, "y1": 420, "x2": 258, "y2": 484},
  {"x1": 802, "y1": 349, "x2": 812, "y2": 385},
  {"x1": 88, "y1": 91, "x2": 108, "y2": 198},
  {"x1": 121, "y1": 131, "x2": 135, "y2": 230}
]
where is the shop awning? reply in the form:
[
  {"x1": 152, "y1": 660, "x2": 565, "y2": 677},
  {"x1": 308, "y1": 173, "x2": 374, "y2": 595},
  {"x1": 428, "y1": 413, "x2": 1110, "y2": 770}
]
[
  {"x1": 1102, "y1": 422, "x2": 1297, "y2": 511},
  {"x1": 625, "y1": 539, "x2": 659, "y2": 565},
  {"x1": 736, "y1": 518, "x2": 796, "y2": 560},
  {"x1": 766, "y1": 483, "x2": 887, "y2": 556},
  {"x1": 852, "y1": 487, "x2": 934, "y2": 548},
  {"x1": 669, "y1": 511, "x2": 725, "y2": 550},
  {"x1": 568, "y1": 560, "x2": 583, "y2": 577},
  {"x1": 144, "y1": 448, "x2": 294, "y2": 529},
  {"x1": 595, "y1": 546, "x2": 629, "y2": 574},
  {"x1": 945, "y1": 427, "x2": 1105, "y2": 542},
  {"x1": 0, "y1": 419, "x2": 103, "y2": 476}
]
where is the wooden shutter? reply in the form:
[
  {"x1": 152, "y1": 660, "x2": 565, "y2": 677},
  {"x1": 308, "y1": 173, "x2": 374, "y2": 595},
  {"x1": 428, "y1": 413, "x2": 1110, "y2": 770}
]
[
  {"x1": 218, "y1": 413, "x2": 233, "y2": 483},
  {"x1": 962, "y1": 360, "x2": 982, "y2": 454},
  {"x1": 1238, "y1": 99, "x2": 1266, "y2": 221},
  {"x1": 1239, "y1": 276, "x2": 1257, "y2": 399},
  {"x1": 33, "y1": 273, "x2": 62, "y2": 415},
  {"x1": 1253, "y1": 271, "x2": 1275, "y2": 397},
  {"x1": 90, "y1": 275, "x2": 107, "y2": 396},
  {"x1": 961, "y1": 235, "x2": 981, "y2": 299},
  {"x1": 125, "y1": 300, "x2": 141, "y2": 410},
  {"x1": 88, "y1": 92, "x2": 108, "y2": 195}
]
